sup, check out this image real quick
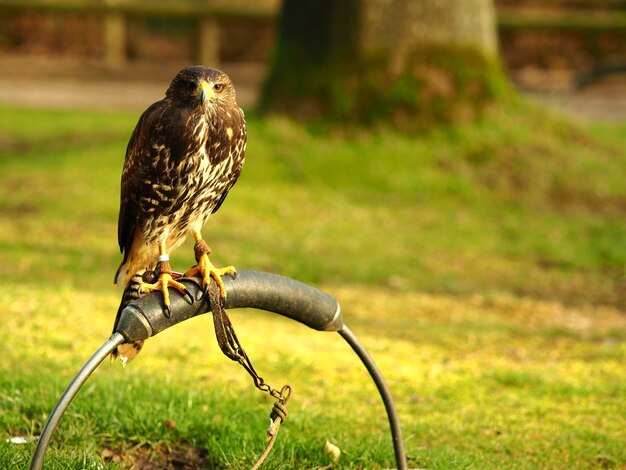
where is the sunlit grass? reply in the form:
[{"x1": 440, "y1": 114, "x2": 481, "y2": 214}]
[
  {"x1": 1, "y1": 103, "x2": 624, "y2": 302},
  {"x1": 1, "y1": 285, "x2": 624, "y2": 468},
  {"x1": 0, "y1": 103, "x2": 625, "y2": 468}
]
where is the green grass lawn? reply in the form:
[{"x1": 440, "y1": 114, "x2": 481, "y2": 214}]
[{"x1": 0, "y1": 101, "x2": 624, "y2": 469}]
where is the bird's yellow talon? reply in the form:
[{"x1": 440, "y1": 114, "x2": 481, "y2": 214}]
[
  {"x1": 139, "y1": 272, "x2": 189, "y2": 308},
  {"x1": 184, "y1": 254, "x2": 235, "y2": 299},
  {"x1": 211, "y1": 265, "x2": 236, "y2": 299}
]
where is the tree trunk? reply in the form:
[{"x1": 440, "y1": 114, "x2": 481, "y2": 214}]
[
  {"x1": 360, "y1": 0, "x2": 498, "y2": 68},
  {"x1": 260, "y1": 0, "x2": 508, "y2": 130}
]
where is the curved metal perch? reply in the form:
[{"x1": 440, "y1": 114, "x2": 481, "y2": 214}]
[{"x1": 30, "y1": 270, "x2": 407, "y2": 470}]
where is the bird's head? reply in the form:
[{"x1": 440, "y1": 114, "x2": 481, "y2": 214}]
[{"x1": 166, "y1": 66, "x2": 237, "y2": 112}]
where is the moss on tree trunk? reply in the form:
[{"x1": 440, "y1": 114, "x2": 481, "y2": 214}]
[{"x1": 260, "y1": 0, "x2": 511, "y2": 131}]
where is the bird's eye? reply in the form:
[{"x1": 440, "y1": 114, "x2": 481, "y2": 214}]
[
  {"x1": 184, "y1": 81, "x2": 196, "y2": 91},
  {"x1": 213, "y1": 83, "x2": 224, "y2": 93}
]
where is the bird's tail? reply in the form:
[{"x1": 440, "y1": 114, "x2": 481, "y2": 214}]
[{"x1": 111, "y1": 271, "x2": 146, "y2": 365}]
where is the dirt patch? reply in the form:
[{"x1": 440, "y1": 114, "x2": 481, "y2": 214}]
[
  {"x1": 102, "y1": 442, "x2": 212, "y2": 470},
  {"x1": 521, "y1": 73, "x2": 626, "y2": 122},
  {"x1": 0, "y1": 55, "x2": 265, "y2": 112}
]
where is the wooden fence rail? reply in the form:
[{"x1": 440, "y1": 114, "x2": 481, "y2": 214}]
[
  {"x1": 1, "y1": 0, "x2": 625, "y2": 68},
  {"x1": 0, "y1": 0, "x2": 277, "y2": 67}
]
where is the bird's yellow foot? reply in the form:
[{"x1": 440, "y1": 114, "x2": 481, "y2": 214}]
[
  {"x1": 184, "y1": 254, "x2": 236, "y2": 300},
  {"x1": 140, "y1": 266, "x2": 192, "y2": 318}
]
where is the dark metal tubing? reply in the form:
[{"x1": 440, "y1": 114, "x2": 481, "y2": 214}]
[
  {"x1": 30, "y1": 270, "x2": 406, "y2": 469},
  {"x1": 29, "y1": 333, "x2": 125, "y2": 470},
  {"x1": 339, "y1": 325, "x2": 407, "y2": 470}
]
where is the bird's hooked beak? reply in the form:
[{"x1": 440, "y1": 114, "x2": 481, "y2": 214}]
[{"x1": 198, "y1": 81, "x2": 214, "y2": 105}]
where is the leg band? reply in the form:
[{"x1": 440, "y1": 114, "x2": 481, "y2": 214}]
[{"x1": 194, "y1": 239, "x2": 211, "y2": 261}]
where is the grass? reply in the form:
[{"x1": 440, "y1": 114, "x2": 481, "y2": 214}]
[{"x1": 0, "y1": 100, "x2": 625, "y2": 468}]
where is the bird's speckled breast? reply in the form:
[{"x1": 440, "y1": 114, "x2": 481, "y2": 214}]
[{"x1": 139, "y1": 106, "x2": 246, "y2": 249}]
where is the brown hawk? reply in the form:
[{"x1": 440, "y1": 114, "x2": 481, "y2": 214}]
[{"x1": 111, "y1": 66, "x2": 247, "y2": 363}]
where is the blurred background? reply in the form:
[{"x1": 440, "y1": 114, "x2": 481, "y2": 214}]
[
  {"x1": 0, "y1": 0, "x2": 624, "y2": 119},
  {"x1": 1, "y1": 1, "x2": 625, "y2": 468}
]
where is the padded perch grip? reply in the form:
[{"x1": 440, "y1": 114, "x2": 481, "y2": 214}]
[{"x1": 115, "y1": 270, "x2": 343, "y2": 342}]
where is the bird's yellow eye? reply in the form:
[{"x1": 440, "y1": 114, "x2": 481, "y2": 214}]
[{"x1": 213, "y1": 83, "x2": 224, "y2": 93}]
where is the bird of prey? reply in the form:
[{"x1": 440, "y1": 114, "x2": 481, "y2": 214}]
[{"x1": 111, "y1": 66, "x2": 247, "y2": 363}]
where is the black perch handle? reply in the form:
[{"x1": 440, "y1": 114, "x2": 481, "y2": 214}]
[{"x1": 115, "y1": 270, "x2": 344, "y2": 343}]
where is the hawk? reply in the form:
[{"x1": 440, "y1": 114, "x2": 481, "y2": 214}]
[{"x1": 111, "y1": 66, "x2": 247, "y2": 363}]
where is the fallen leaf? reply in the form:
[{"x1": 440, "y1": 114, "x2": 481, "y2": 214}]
[{"x1": 324, "y1": 440, "x2": 341, "y2": 462}]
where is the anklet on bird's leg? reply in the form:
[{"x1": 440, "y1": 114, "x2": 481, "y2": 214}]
[{"x1": 185, "y1": 235, "x2": 236, "y2": 299}]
